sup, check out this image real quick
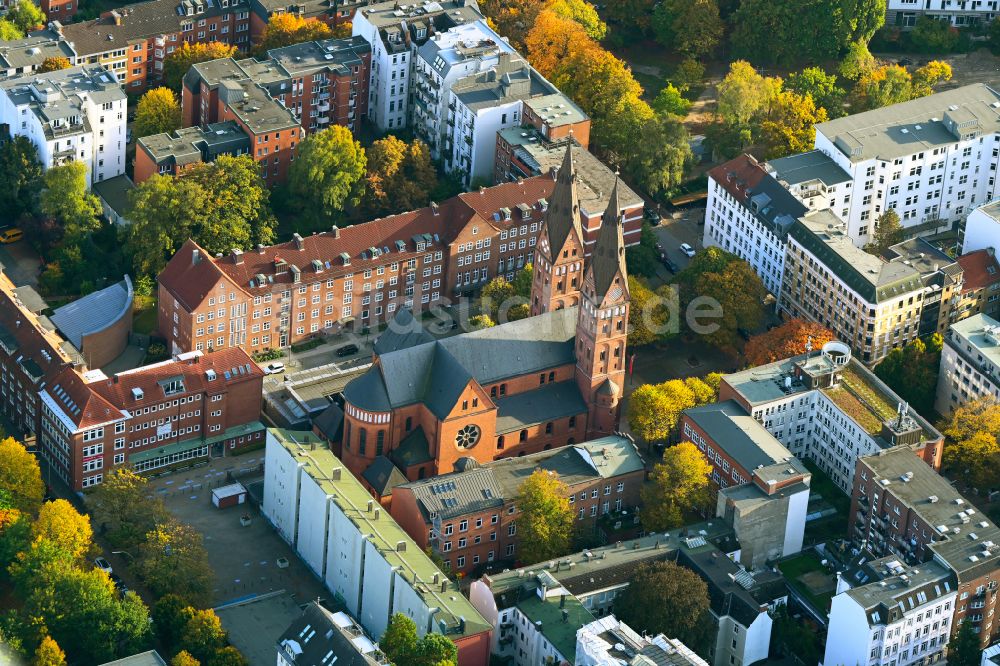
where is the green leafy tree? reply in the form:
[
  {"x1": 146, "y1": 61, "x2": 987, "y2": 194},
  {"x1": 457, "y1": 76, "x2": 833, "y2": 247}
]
[
  {"x1": 206, "y1": 647, "x2": 248, "y2": 666},
  {"x1": 514, "y1": 470, "x2": 574, "y2": 564},
  {"x1": 89, "y1": 468, "x2": 168, "y2": 549},
  {"x1": 480, "y1": 276, "x2": 515, "y2": 320},
  {"x1": 717, "y1": 61, "x2": 780, "y2": 130},
  {"x1": 163, "y1": 42, "x2": 238, "y2": 91},
  {"x1": 627, "y1": 379, "x2": 706, "y2": 443},
  {"x1": 629, "y1": 114, "x2": 691, "y2": 195},
  {"x1": 652, "y1": 83, "x2": 693, "y2": 117},
  {"x1": 33, "y1": 636, "x2": 67, "y2": 666},
  {"x1": 853, "y1": 65, "x2": 914, "y2": 110},
  {"x1": 651, "y1": 0, "x2": 722, "y2": 56},
  {"x1": 731, "y1": 0, "x2": 846, "y2": 65},
  {"x1": 289, "y1": 125, "x2": 366, "y2": 218},
  {"x1": 761, "y1": 90, "x2": 828, "y2": 158},
  {"x1": 626, "y1": 276, "x2": 673, "y2": 346},
  {"x1": 671, "y1": 58, "x2": 705, "y2": 92},
  {"x1": 547, "y1": 0, "x2": 606, "y2": 39},
  {"x1": 674, "y1": 247, "x2": 768, "y2": 350},
  {"x1": 363, "y1": 136, "x2": 438, "y2": 216},
  {"x1": 770, "y1": 604, "x2": 822, "y2": 664},
  {"x1": 380, "y1": 613, "x2": 419, "y2": 664},
  {"x1": 947, "y1": 621, "x2": 982, "y2": 666},
  {"x1": 511, "y1": 264, "x2": 533, "y2": 299},
  {"x1": 0, "y1": 506, "x2": 32, "y2": 572},
  {"x1": 7, "y1": 0, "x2": 45, "y2": 32},
  {"x1": 910, "y1": 15, "x2": 959, "y2": 52},
  {"x1": 785, "y1": 67, "x2": 846, "y2": 118},
  {"x1": 125, "y1": 175, "x2": 209, "y2": 277},
  {"x1": 154, "y1": 594, "x2": 193, "y2": 652},
  {"x1": 625, "y1": 224, "x2": 661, "y2": 279},
  {"x1": 613, "y1": 561, "x2": 713, "y2": 651},
  {"x1": 873, "y1": 334, "x2": 941, "y2": 415},
  {"x1": 865, "y1": 209, "x2": 905, "y2": 255},
  {"x1": 842, "y1": 0, "x2": 887, "y2": 42},
  {"x1": 640, "y1": 442, "x2": 712, "y2": 529},
  {"x1": 414, "y1": 633, "x2": 458, "y2": 666},
  {"x1": 134, "y1": 87, "x2": 182, "y2": 139},
  {"x1": 0, "y1": 19, "x2": 25, "y2": 40},
  {"x1": 839, "y1": 40, "x2": 877, "y2": 80},
  {"x1": 171, "y1": 652, "x2": 201, "y2": 666},
  {"x1": 137, "y1": 518, "x2": 214, "y2": 606},
  {"x1": 179, "y1": 609, "x2": 227, "y2": 663},
  {"x1": 601, "y1": 0, "x2": 654, "y2": 34},
  {"x1": 39, "y1": 162, "x2": 101, "y2": 237},
  {"x1": 0, "y1": 437, "x2": 44, "y2": 513}
]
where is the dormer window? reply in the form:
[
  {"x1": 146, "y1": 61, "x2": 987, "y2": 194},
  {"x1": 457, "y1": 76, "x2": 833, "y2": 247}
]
[
  {"x1": 500, "y1": 208, "x2": 511, "y2": 221},
  {"x1": 160, "y1": 377, "x2": 185, "y2": 396}
]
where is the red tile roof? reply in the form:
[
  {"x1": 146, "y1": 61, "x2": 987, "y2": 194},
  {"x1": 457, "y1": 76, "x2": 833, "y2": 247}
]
[
  {"x1": 958, "y1": 249, "x2": 1000, "y2": 293},
  {"x1": 47, "y1": 365, "x2": 124, "y2": 429},
  {"x1": 708, "y1": 154, "x2": 768, "y2": 207},
  {"x1": 456, "y1": 176, "x2": 556, "y2": 229},
  {"x1": 91, "y1": 347, "x2": 262, "y2": 409},
  {"x1": 157, "y1": 239, "x2": 235, "y2": 311}
]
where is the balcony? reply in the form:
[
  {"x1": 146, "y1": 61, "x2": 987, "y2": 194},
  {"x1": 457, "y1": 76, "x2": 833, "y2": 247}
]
[
  {"x1": 317, "y1": 116, "x2": 330, "y2": 124},
  {"x1": 318, "y1": 102, "x2": 330, "y2": 112}
]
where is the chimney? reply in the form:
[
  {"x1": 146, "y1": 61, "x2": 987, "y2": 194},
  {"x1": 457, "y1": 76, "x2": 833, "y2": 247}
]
[
  {"x1": 496, "y1": 51, "x2": 512, "y2": 76},
  {"x1": 292, "y1": 232, "x2": 305, "y2": 250},
  {"x1": 111, "y1": 10, "x2": 122, "y2": 24},
  {"x1": 440, "y1": 581, "x2": 447, "y2": 592},
  {"x1": 561, "y1": 609, "x2": 569, "y2": 623},
  {"x1": 549, "y1": 166, "x2": 558, "y2": 180},
  {"x1": 257, "y1": 244, "x2": 265, "y2": 254},
  {"x1": 430, "y1": 201, "x2": 439, "y2": 216},
  {"x1": 332, "y1": 226, "x2": 341, "y2": 239},
  {"x1": 231, "y1": 248, "x2": 243, "y2": 264},
  {"x1": 559, "y1": 594, "x2": 566, "y2": 608},
  {"x1": 192, "y1": 248, "x2": 201, "y2": 265}
]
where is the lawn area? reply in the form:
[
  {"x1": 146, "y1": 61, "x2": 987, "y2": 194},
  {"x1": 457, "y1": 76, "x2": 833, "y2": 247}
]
[
  {"x1": 133, "y1": 296, "x2": 157, "y2": 336},
  {"x1": 778, "y1": 552, "x2": 836, "y2": 617}
]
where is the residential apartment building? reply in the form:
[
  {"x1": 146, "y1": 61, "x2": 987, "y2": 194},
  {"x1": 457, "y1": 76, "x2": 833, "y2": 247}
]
[
  {"x1": 443, "y1": 54, "x2": 588, "y2": 186},
  {"x1": 851, "y1": 448, "x2": 1000, "y2": 650},
  {"x1": 680, "y1": 401, "x2": 811, "y2": 570},
  {"x1": 704, "y1": 153, "x2": 808, "y2": 296},
  {"x1": 955, "y1": 249, "x2": 1000, "y2": 321},
  {"x1": 389, "y1": 436, "x2": 645, "y2": 576},
  {"x1": 779, "y1": 209, "x2": 928, "y2": 363},
  {"x1": 576, "y1": 616, "x2": 708, "y2": 666},
  {"x1": 469, "y1": 525, "x2": 783, "y2": 666},
  {"x1": 261, "y1": 428, "x2": 492, "y2": 666},
  {"x1": 764, "y1": 149, "x2": 853, "y2": 216},
  {"x1": 883, "y1": 238, "x2": 965, "y2": 337},
  {"x1": 887, "y1": 0, "x2": 997, "y2": 28},
  {"x1": 410, "y1": 19, "x2": 517, "y2": 158},
  {"x1": 134, "y1": 120, "x2": 250, "y2": 182},
  {"x1": 59, "y1": 0, "x2": 253, "y2": 93},
  {"x1": 247, "y1": 0, "x2": 363, "y2": 41},
  {"x1": 277, "y1": 602, "x2": 390, "y2": 666},
  {"x1": 0, "y1": 64, "x2": 125, "y2": 186},
  {"x1": 935, "y1": 313, "x2": 1000, "y2": 415},
  {"x1": 0, "y1": 28, "x2": 77, "y2": 80},
  {"x1": 351, "y1": 0, "x2": 483, "y2": 132},
  {"x1": 807, "y1": 84, "x2": 1000, "y2": 246},
  {"x1": 182, "y1": 36, "x2": 371, "y2": 137},
  {"x1": 965, "y1": 199, "x2": 1000, "y2": 255},
  {"x1": 719, "y1": 341, "x2": 944, "y2": 494},
  {"x1": 825, "y1": 556, "x2": 957, "y2": 666},
  {"x1": 156, "y1": 150, "x2": 639, "y2": 356}
]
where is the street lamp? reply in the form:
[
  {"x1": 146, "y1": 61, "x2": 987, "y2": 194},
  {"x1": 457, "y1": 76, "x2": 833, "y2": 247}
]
[{"x1": 112, "y1": 550, "x2": 135, "y2": 560}]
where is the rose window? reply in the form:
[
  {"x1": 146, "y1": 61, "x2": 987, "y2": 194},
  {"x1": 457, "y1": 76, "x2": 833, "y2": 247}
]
[{"x1": 455, "y1": 424, "x2": 481, "y2": 449}]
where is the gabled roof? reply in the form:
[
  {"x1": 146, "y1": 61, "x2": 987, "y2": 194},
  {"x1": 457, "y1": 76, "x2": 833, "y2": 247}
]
[
  {"x1": 494, "y1": 380, "x2": 586, "y2": 434},
  {"x1": 361, "y1": 455, "x2": 408, "y2": 495},
  {"x1": 45, "y1": 365, "x2": 125, "y2": 429},
  {"x1": 157, "y1": 239, "x2": 234, "y2": 311},
  {"x1": 588, "y1": 179, "x2": 627, "y2": 299},
  {"x1": 958, "y1": 248, "x2": 1000, "y2": 292},
  {"x1": 372, "y1": 307, "x2": 434, "y2": 356},
  {"x1": 537, "y1": 146, "x2": 584, "y2": 262},
  {"x1": 277, "y1": 603, "x2": 387, "y2": 666},
  {"x1": 391, "y1": 426, "x2": 432, "y2": 468}
]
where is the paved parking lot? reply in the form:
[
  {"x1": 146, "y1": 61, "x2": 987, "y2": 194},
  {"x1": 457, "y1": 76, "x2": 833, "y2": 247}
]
[{"x1": 147, "y1": 456, "x2": 328, "y2": 608}]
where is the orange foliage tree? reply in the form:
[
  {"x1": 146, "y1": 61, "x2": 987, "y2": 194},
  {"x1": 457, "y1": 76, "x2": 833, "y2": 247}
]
[{"x1": 743, "y1": 318, "x2": 834, "y2": 366}]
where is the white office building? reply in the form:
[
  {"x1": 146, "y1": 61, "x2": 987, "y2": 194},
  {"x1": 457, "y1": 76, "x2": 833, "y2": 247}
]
[
  {"x1": 935, "y1": 312, "x2": 1000, "y2": 415},
  {"x1": 261, "y1": 429, "x2": 491, "y2": 656},
  {"x1": 0, "y1": 64, "x2": 126, "y2": 185},
  {"x1": 808, "y1": 84, "x2": 1000, "y2": 247},
  {"x1": 351, "y1": 0, "x2": 483, "y2": 132},
  {"x1": 411, "y1": 19, "x2": 515, "y2": 158},
  {"x1": 704, "y1": 153, "x2": 807, "y2": 296},
  {"x1": 824, "y1": 557, "x2": 956, "y2": 666},
  {"x1": 964, "y1": 199, "x2": 1000, "y2": 255}
]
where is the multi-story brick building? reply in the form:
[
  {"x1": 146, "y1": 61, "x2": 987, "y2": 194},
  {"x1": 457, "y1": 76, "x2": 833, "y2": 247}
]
[
  {"x1": 0, "y1": 64, "x2": 126, "y2": 186},
  {"x1": 134, "y1": 120, "x2": 250, "y2": 182},
  {"x1": 181, "y1": 36, "x2": 370, "y2": 138},
  {"x1": 679, "y1": 401, "x2": 811, "y2": 569},
  {"x1": 955, "y1": 249, "x2": 1000, "y2": 321},
  {"x1": 156, "y1": 146, "x2": 638, "y2": 354},
  {"x1": 851, "y1": 447, "x2": 1000, "y2": 650},
  {"x1": 389, "y1": 436, "x2": 644, "y2": 575},
  {"x1": 59, "y1": 0, "x2": 253, "y2": 93},
  {"x1": 719, "y1": 341, "x2": 944, "y2": 494},
  {"x1": 0, "y1": 268, "x2": 263, "y2": 491},
  {"x1": 935, "y1": 313, "x2": 1000, "y2": 415}
]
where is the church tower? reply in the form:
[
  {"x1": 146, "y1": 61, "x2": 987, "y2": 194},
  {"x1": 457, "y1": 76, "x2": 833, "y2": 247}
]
[
  {"x1": 575, "y1": 179, "x2": 629, "y2": 438},
  {"x1": 529, "y1": 145, "x2": 586, "y2": 316}
]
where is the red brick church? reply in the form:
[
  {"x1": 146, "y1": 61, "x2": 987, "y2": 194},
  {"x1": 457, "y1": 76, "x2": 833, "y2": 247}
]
[{"x1": 338, "y1": 147, "x2": 631, "y2": 487}]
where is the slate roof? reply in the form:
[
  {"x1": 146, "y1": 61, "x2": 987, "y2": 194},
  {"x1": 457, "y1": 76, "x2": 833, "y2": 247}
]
[
  {"x1": 391, "y1": 426, "x2": 432, "y2": 467},
  {"x1": 588, "y1": 179, "x2": 627, "y2": 299},
  {"x1": 312, "y1": 402, "x2": 344, "y2": 441},
  {"x1": 844, "y1": 556, "x2": 955, "y2": 627},
  {"x1": 537, "y1": 145, "x2": 584, "y2": 263},
  {"x1": 372, "y1": 307, "x2": 433, "y2": 355},
  {"x1": 493, "y1": 380, "x2": 586, "y2": 434},
  {"x1": 51, "y1": 276, "x2": 133, "y2": 350},
  {"x1": 676, "y1": 546, "x2": 780, "y2": 628},
  {"x1": 711, "y1": 153, "x2": 808, "y2": 239},
  {"x1": 766, "y1": 149, "x2": 852, "y2": 187},
  {"x1": 277, "y1": 603, "x2": 388, "y2": 666},
  {"x1": 361, "y1": 455, "x2": 408, "y2": 496},
  {"x1": 790, "y1": 209, "x2": 924, "y2": 303},
  {"x1": 344, "y1": 307, "x2": 578, "y2": 416}
]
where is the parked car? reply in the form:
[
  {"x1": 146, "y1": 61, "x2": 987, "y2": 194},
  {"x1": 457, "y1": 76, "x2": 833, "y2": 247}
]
[
  {"x1": 679, "y1": 243, "x2": 697, "y2": 258},
  {"x1": 0, "y1": 227, "x2": 23, "y2": 244},
  {"x1": 645, "y1": 207, "x2": 662, "y2": 224},
  {"x1": 336, "y1": 343, "x2": 360, "y2": 357},
  {"x1": 263, "y1": 362, "x2": 285, "y2": 375},
  {"x1": 660, "y1": 253, "x2": 678, "y2": 273},
  {"x1": 94, "y1": 557, "x2": 112, "y2": 574},
  {"x1": 109, "y1": 573, "x2": 130, "y2": 595}
]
